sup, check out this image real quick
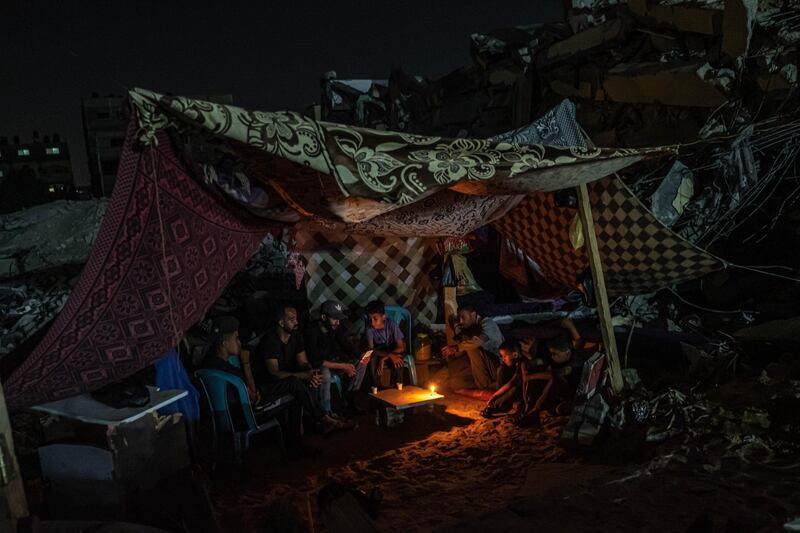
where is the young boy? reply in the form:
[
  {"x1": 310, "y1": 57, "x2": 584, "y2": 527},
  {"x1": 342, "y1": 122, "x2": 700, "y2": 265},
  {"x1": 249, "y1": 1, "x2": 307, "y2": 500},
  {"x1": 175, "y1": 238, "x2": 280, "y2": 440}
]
[
  {"x1": 513, "y1": 334, "x2": 589, "y2": 427},
  {"x1": 365, "y1": 300, "x2": 406, "y2": 388},
  {"x1": 480, "y1": 340, "x2": 525, "y2": 418}
]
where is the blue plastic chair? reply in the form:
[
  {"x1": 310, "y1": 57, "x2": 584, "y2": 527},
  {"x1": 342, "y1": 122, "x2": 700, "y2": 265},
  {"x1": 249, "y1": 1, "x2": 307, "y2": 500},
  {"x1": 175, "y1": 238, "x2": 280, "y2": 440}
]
[
  {"x1": 384, "y1": 305, "x2": 418, "y2": 385},
  {"x1": 195, "y1": 368, "x2": 286, "y2": 462}
]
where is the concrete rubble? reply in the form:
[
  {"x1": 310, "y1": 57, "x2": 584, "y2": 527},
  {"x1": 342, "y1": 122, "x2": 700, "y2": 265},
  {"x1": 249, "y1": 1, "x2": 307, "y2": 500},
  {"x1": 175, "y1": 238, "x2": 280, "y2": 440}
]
[
  {"x1": 0, "y1": 201, "x2": 104, "y2": 359},
  {"x1": 319, "y1": 0, "x2": 799, "y2": 254}
]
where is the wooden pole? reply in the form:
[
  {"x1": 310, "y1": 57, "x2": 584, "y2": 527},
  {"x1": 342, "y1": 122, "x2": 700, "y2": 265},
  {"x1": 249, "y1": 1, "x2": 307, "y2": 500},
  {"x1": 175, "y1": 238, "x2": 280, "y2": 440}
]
[
  {"x1": 577, "y1": 183, "x2": 624, "y2": 393},
  {"x1": 443, "y1": 286, "x2": 458, "y2": 346},
  {"x1": 0, "y1": 380, "x2": 29, "y2": 530}
]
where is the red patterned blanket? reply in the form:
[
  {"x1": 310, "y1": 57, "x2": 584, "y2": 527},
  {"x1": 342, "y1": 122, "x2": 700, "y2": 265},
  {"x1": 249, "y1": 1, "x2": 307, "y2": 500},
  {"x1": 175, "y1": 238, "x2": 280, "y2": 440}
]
[{"x1": 5, "y1": 120, "x2": 272, "y2": 409}]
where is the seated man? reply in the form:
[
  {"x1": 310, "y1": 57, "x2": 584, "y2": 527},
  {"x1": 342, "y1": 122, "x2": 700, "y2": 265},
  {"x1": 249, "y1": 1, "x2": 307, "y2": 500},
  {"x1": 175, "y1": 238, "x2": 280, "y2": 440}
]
[
  {"x1": 441, "y1": 304, "x2": 504, "y2": 389},
  {"x1": 365, "y1": 300, "x2": 406, "y2": 389},
  {"x1": 201, "y1": 315, "x2": 314, "y2": 457},
  {"x1": 304, "y1": 300, "x2": 368, "y2": 414},
  {"x1": 202, "y1": 315, "x2": 259, "y2": 403},
  {"x1": 253, "y1": 305, "x2": 354, "y2": 433},
  {"x1": 514, "y1": 334, "x2": 591, "y2": 427},
  {"x1": 481, "y1": 340, "x2": 524, "y2": 418}
]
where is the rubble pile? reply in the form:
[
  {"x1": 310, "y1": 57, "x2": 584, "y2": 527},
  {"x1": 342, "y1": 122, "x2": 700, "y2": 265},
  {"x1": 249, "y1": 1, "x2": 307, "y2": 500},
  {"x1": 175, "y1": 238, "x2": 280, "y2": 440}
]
[
  {"x1": 622, "y1": 378, "x2": 800, "y2": 481},
  {"x1": 320, "y1": 0, "x2": 800, "y2": 261},
  {"x1": 0, "y1": 271, "x2": 77, "y2": 358},
  {"x1": 0, "y1": 200, "x2": 106, "y2": 278},
  {"x1": 0, "y1": 201, "x2": 105, "y2": 359}
]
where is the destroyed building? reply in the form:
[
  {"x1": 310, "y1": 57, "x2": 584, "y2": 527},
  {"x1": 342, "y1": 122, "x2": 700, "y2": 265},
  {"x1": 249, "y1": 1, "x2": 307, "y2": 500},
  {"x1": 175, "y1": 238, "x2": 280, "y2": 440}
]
[{"x1": 1, "y1": 1, "x2": 800, "y2": 531}]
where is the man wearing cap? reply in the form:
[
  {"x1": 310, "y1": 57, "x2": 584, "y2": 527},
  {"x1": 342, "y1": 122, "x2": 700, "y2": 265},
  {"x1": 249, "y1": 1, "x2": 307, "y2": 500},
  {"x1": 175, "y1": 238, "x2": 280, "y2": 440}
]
[{"x1": 304, "y1": 300, "x2": 368, "y2": 414}]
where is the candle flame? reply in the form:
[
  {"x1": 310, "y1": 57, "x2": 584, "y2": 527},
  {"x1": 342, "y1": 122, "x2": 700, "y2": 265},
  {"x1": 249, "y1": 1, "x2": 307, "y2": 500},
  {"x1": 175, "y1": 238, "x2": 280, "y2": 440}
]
[{"x1": 430, "y1": 385, "x2": 436, "y2": 394}]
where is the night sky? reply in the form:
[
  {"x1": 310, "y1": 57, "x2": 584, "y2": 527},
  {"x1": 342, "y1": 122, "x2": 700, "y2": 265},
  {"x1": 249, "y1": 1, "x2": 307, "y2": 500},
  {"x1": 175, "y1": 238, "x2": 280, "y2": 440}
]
[{"x1": 2, "y1": 1, "x2": 562, "y2": 186}]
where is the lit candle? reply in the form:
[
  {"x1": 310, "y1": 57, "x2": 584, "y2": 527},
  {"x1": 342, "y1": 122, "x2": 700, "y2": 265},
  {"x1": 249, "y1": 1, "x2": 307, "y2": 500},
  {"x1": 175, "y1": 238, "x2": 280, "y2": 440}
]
[{"x1": 430, "y1": 385, "x2": 436, "y2": 395}]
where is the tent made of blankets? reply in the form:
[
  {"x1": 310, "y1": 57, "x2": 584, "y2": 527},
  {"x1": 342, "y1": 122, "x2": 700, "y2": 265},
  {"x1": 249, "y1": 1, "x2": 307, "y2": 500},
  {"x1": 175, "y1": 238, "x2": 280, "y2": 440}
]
[{"x1": 4, "y1": 90, "x2": 721, "y2": 409}]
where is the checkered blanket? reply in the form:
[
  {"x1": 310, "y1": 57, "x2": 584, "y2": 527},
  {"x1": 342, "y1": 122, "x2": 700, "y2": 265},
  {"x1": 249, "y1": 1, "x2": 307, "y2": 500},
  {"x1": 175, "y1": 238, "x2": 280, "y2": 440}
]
[
  {"x1": 493, "y1": 176, "x2": 722, "y2": 295},
  {"x1": 294, "y1": 231, "x2": 439, "y2": 324}
]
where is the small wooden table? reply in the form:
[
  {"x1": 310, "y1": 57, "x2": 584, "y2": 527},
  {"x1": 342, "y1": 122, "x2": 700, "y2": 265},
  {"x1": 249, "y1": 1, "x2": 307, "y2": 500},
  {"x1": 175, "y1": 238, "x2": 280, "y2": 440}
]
[
  {"x1": 369, "y1": 386, "x2": 444, "y2": 426},
  {"x1": 369, "y1": 386, "x2": 444, "y2": 410}
]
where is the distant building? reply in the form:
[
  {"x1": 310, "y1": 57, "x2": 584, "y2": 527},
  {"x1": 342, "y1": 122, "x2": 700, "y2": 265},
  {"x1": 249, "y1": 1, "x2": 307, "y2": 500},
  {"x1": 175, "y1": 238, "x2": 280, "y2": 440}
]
[
  {"x1": 0, "y1": 132, "x2": 74, "y2": 198},
  {"x1": 81, "y1": 94, "x2": 127, "y2": 198},
  {"x1": 82, "y1": 92, "x2": 234, "y2": 197}
]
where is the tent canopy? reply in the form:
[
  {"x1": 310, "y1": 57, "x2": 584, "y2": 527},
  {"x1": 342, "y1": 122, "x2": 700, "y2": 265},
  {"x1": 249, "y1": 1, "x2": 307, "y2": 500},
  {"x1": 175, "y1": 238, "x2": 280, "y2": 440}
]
[
  {"x1": 4, "y1": 91, "x2": 717, "y2": 409},
  {"x1": 130, "y1": 88, "x2": 671, "y2": 228}
]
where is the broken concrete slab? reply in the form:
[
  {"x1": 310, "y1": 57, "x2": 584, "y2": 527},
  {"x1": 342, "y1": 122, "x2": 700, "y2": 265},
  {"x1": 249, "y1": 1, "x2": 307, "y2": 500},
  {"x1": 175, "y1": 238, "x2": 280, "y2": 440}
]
[
  {"x1": 628, "y1": 0, "x2": 724, "y2": 36},
  {"x1": 0, "y1": 200, "x2": 106, "y2": 278},
  {"x1": 547, "y1": 18, "x2": 628, "y2": 62},
  {"x1": 550, "y1": 79, "x2": 594, "y2": 99},
  {"x1": 722, "y1": 0, "x2": 758, "y2": 61},
  {"x1": 640, "y1": 28, "x2": 681, "y2": 52},
  {"x1": 603, "y1": 62, "x2": 728, "y2": 107}
]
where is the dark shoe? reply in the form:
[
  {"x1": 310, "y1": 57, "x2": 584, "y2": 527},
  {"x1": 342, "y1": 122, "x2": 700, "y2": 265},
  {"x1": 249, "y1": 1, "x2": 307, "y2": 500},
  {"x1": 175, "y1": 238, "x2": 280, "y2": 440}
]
[
  {"x1": 319, "y1": 415, "x2": 339, "y2": 435},
  {"x1": 480, "y1": 406, "x2": 496, "y2": 419}
]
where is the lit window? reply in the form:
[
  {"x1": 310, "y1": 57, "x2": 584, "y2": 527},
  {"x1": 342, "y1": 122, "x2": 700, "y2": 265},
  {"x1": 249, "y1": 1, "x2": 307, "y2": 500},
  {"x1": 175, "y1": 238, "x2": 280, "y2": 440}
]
[
  {"x1": 18, "y1": 148, "x2": 30, "y2": 156},
  {"x1": 48, "y1": 186, "x2": 56, "y2": 193},
  {"x1": 0, "y1": 170, "x2": 4, "y2": 177},
  {"x1": 46, "y1": 147, "x2": 61, "y2": 155}
]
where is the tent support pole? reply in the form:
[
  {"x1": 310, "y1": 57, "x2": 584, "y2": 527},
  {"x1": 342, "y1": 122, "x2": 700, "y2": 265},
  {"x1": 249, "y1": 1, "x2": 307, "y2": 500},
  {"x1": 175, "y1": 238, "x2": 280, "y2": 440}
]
[
  {"x1": 0, "y1": 380, "x2": 28, "y2": 529},
  {"x1": 443, "y1": 286, "x2": 458, "y2": 346},
  {"x1": 577, "y1": 183, "x2": 624, "y2": 394}
]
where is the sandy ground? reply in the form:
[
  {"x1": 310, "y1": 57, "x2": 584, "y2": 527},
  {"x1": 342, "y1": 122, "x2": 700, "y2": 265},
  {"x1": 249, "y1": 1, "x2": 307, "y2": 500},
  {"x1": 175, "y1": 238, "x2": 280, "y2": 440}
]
[{"x1": 210, "y1": 383, "x2": 800, "y2": 532}]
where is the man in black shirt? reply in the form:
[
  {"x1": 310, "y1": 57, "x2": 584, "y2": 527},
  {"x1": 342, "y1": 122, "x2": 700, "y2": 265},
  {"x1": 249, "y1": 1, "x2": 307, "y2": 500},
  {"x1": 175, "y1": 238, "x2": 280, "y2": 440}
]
[
  {"x1": 255, "y1": 305, "x2": 354, "y2": 432},
  {"x1": 304, "y1": 300, "x2": 368, "y2": 413},
  {"x1": 201, "y1": 316, "x2": 308, "y2": 456}
]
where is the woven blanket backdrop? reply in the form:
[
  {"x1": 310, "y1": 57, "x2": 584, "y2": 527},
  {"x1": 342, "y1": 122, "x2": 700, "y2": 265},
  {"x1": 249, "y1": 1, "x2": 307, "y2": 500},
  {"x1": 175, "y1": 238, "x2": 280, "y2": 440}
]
[{"x1": 295, "y1": 231, "x2": 439, "y2": 325}]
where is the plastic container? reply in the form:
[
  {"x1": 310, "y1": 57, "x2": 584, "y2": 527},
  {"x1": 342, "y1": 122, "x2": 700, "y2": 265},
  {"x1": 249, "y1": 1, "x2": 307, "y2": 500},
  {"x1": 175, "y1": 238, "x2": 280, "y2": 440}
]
[{"x1": 414, "y1": 333, "x2": 432, "y2": 362}]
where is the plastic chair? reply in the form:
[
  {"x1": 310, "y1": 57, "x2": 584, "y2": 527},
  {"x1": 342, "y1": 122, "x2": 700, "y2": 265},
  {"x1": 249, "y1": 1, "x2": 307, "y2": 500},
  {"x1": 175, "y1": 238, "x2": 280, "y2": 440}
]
[
  {"x1": 193, "y1": 377, "x2": 219, "y2": 476},
  {"x1": 195, "y1": 369, "x2": 286, "y2": 462},
  {"x1": 384, "y1": 305, "x2": 418, "y2": 385}
]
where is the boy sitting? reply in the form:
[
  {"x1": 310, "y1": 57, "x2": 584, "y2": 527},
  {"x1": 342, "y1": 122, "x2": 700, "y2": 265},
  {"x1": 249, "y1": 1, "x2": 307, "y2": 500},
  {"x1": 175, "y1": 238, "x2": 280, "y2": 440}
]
[
  {"x1": 480, "y1": 340, "x2": 525, "y2": 418},
  {"x1": 513, "y1": 334, "x2": 590, "y2": 427},
  {"x1": 365, "y1": 300, "x2": 406, "y2": 389}
]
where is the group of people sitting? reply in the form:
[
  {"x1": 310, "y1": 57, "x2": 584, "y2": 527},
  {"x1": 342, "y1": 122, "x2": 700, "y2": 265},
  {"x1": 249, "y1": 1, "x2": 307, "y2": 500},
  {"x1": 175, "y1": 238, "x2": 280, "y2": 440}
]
[
  {"x1": 202, "y1": 296, "x2": 592, "y2": 458},
  {"x1": 439, "y1": 306, "x2": 593, "y2": 427},
  {"x1": 201, "y1": 299, "x2": 410, "y2": 456}
]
